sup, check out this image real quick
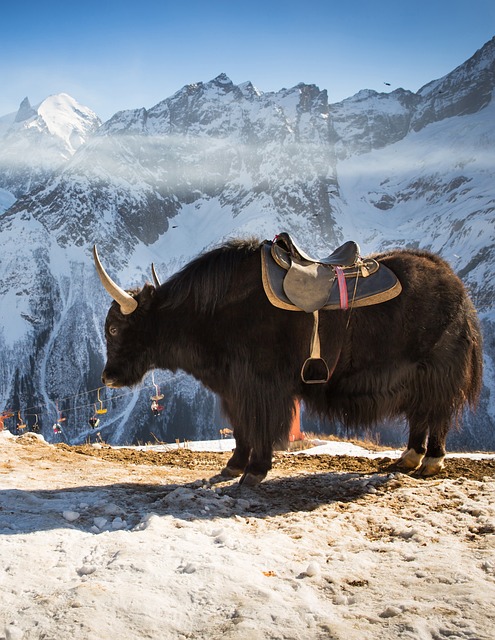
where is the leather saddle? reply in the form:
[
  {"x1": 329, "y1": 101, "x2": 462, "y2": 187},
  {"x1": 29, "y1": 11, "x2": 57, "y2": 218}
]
[
  {"x1": 261, "y1": 233, "x2": 402, "y2": 383},
  {"x1": 262, "y1": 232, "x2": 402, "y2": 313},
  {"x1": 272, "y1": 233, "x2": 360, "y2": 268}
]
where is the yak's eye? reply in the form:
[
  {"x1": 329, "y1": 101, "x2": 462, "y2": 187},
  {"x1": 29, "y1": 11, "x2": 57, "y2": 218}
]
[{"x1": 109, "y1": 325, "x2": 118, "y2": 336}]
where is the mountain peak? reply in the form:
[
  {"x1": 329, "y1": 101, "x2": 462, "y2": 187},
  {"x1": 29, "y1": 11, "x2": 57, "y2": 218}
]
[
  {"x1": 238, "y1": 81, "x2": 262, "y2": 98},
  {"x1": 0, "y1": 93, "x2": 101, "y2": 199},
  {"x1": 412, "y1": 36, "x2": 495, "y2": 130},
  {"x1": 34, "y1": 93, "x2": 101, "y2": 151},
  {"x1": 14, "y1": 97, "x2": 36, "y2": 123},
  {"x1": 212, "y1": 73, "x2": 233, "y2": 86},
  {"x1": 204, "y1": 73, "x2": 237, "y2": 95}
]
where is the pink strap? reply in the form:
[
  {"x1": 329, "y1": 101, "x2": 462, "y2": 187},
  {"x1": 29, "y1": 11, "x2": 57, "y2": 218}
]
[{"x1": 334, "y1": 267, "x2": 348, "y2": 310}]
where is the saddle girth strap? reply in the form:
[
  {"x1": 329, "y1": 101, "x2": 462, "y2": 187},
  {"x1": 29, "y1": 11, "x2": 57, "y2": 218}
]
[{"x1": 334, "y1": 266, "x2": 349, "y2": 310}]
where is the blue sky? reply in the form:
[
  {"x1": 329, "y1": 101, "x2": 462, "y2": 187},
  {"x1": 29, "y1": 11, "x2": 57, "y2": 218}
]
[{"x1": 1, "y1": 0, "x2": 494, "y2": 121}]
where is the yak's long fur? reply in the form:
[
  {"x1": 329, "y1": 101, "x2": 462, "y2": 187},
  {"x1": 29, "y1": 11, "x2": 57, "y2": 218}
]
[{"x1": 100, "y1": 239, "x2": 483, "y2": 483}]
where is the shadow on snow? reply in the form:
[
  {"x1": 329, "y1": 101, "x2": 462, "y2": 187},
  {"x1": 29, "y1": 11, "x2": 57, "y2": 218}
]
[{"x1": 0, "y1": 468, "x2": 399, "y2": 535}]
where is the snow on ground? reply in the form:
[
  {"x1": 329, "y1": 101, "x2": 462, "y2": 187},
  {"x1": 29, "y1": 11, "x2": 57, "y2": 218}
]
[
  {"x1": 135, "y1": 437, "x2": 495, "y2": 461},
  {"x1": 1, "y1": 431, "x2": 494, "y2": 640}
]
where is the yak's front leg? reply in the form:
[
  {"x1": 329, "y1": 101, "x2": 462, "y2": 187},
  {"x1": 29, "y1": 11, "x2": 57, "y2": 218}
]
[
  {"x1": 219, "y1": 383, "x2": 295, "y2": 485},
  {"x1": 220, "y1": 397, "x2": 252, "y2": 478},
  {"x1": 239, "y1": 445, "x2": 274, "y2": 487},
  {"x1": 221, "y1": 438, "x2": 251, "y2": 478},
  {"x1": 221, "y1": 437, "x2": 273, "y2": 486}
]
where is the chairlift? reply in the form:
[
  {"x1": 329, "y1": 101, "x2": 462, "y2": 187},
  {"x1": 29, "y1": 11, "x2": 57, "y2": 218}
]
[
  {"x1": 96, "y1": 388, "x2": 107, "y2": 414},
  {"x1": 52, "y1": 402, "x2": 66, "y2": 435},
  {"x1": 89, "y1": 406, "x2": 100, "y2": 428},
  {"x1": 55, "y1": 402, "x2": 66, "y2": 423},
  {"x1": 31, "y1": 414, "x2": 40, "y2": 433},
  {"x1": 150, "y1": 371, "x2": 164, "y2": 401},
  {"x1": 0, "y1": 411, "x2": 13, "y2": 434},
  {"x1": 151, "y1": 400, "x2": 164, "y2": 416},
  {"x1": 16, "y1": 411, "x2": 27, "y2": 431},
  {"x1": 150, "y1": 372, "x2": 164, "y2": 415}
]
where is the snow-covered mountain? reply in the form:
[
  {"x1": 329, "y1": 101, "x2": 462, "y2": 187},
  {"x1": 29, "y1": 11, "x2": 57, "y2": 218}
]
[
  {"x1": 0, "y1": 93, "x2": 101, "y2": 200},
  {"x1": 0, "y1": 37, "x2": 494, "y2": 449}
]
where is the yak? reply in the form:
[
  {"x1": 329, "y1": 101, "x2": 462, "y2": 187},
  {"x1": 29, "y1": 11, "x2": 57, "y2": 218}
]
[{"x1": 94, "y1": 237, "x2": 482, "y2": 485}]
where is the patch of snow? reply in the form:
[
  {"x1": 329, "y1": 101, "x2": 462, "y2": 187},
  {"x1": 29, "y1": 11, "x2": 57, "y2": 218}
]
[
  {"x1": 0, "y1": 187, "x2": 15, "y2": 213},
  {"x1": 0, "y1": 431, "x2": 494, "y2": 639}
]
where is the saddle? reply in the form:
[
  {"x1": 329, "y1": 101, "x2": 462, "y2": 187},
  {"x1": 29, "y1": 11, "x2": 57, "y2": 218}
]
[
  {"x1": 274, "y1": 233, "x2": 361, "y2": 268},
  {"x1": 261, "y1": 233, "x2": 402, "y2": 383}
]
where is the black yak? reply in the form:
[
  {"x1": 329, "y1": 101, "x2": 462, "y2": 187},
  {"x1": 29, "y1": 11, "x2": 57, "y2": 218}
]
[{"x1": 94, "y1": 238, "x2": 482, "y2": 485}]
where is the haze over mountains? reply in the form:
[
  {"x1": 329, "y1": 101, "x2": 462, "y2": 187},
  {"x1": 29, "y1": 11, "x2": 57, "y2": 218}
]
[{"x1": 0, "y1": 37, "x2": 494, "y2": 448}]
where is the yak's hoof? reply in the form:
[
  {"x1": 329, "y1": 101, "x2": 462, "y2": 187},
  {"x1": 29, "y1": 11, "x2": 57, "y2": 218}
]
[
  {"x1": 396, "y1": 448, "x2": 424, "y2": 471},
  {"x1": 239, "y1": 471, "x2": 266, "y2": 487},
  {"x1": 415, "y1": 456, "x2": 445, "y2": 477},
  {"x1": 221, "y1": 465, "x2": 244, "y2": 478}
]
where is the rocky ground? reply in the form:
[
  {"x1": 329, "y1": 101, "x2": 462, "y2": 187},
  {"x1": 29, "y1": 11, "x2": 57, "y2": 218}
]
[{"x1": 67, "y1": 442, "x2": 495, "y2": 482}]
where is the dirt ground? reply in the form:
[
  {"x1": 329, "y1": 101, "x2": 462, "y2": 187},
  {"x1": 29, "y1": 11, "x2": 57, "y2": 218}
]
[
  {"x1": 63, "y1": 442, "x2": 495, "y2": 482},
  {"x1": 5, "y1": 434, "x2": 494, "y2": 494},
  {"x1": 2, "y1": 435, "x2": 492, "y2": 519}
]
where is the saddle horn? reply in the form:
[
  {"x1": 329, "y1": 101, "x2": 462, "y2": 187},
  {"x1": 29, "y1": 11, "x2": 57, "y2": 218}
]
[{"x1": 93, "y1": 246, "x2": 138, "y2": 315}]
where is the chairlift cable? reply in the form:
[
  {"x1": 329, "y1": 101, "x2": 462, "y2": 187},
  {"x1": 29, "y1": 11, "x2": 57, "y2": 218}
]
[{"x1": 1, "y1": 378, "x2": 163, "y2": 435}]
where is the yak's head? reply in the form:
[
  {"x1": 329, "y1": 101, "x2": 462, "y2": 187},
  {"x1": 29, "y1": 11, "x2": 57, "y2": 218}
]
[{"x1": 93, "y1": 246, "x2": 159, "y2": 388}]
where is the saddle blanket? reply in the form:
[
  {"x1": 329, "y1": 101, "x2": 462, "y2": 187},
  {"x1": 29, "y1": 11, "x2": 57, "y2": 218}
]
[{"x1": 261, "y1": 241, "x2": 402, "y2": 312}]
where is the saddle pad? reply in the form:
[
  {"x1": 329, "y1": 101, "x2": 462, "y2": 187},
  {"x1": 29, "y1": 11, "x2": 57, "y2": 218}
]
[{"x1": 261, "y1": 243, "x2": 402, "y2": 311}]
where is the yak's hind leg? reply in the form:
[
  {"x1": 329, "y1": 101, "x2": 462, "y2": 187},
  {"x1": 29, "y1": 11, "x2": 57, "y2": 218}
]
[
  {"x1": 417, "y1": 421, "x2": 449, "y2": 476},
  {"x1": 399, "y1": 308, "x2": 480, "y2": 477},
  {"x1": 398, "y1": 410, "x2": 449, "y2": 476},
  {"x1": 397, "y1": 447, "x2": 425, "y2": 471},
  {"x1": 396, "y1": 415, "x2": 427, "y2": 472}
]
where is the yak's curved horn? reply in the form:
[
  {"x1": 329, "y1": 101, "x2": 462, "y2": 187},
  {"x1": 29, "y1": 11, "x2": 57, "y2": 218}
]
[
  {"x1": 151, "y1": 263, "x2": 161, "y2": 288},
  {"x1": 93, "y1": 246, "x2": 138, "y2": 315}
]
